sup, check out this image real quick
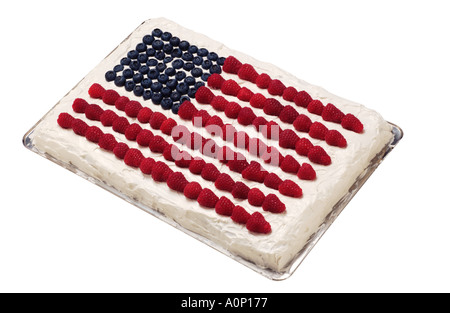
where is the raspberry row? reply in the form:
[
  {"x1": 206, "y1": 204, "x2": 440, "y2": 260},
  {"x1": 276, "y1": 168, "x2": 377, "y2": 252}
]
[{"x1": 57, "y1": 112, "x2": 273, "y2": 235}]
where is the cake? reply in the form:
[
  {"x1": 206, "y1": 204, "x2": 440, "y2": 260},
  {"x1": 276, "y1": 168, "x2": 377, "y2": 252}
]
[{"x1": 25, "y1": 18, "x2": 396, "y2": 277}]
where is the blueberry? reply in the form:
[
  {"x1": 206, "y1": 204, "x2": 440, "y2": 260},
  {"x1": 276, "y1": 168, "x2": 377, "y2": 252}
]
[
  {"x1": 188, "y1": 45, "x2": 198, "y2": 54},
  {"x1": 167, "y1": 79, "x2": 178, "y2": 90},
  {"x1": 201, "y1": 73, "x2": 211, "y2": 82},
  {"x1": 202, "y1": 59, "x2": 212, "y2": 70},
  {"x1": 185, "y1": 76, "x2": 196, "y2": 86},
  {"x1": 146, "y1": 48, "x2": 156, "y2": 57},
  {"x1": 147, "y1": 58, "x2": 158, "y2": 67},
  {"x1": 143, "y1": 35, "x2": 154, "y2": 45},
  {"x1": 134, "y1": 85, "x2": 144, "y2": 97},
  {"x1": 141, "y1": 78, "x2": 152, "y2": 89},
  {"x1": 133, "y1": 73, "x2": 143, "y2": 83},
  {"x1": 217, "y1": 57, "x2": 226, "y2": 66},
  {"x1": 138, "y1": 53, "x2": 148, "y2": 64},
  {"x1": 123, "y1": 68, "x2": 134, "y2": 79},
  {"x1": 175, "y1": 71, "x2": 186, "y2": 81},
  {"x1": 158, "y1": 74, "x2": 169, "y2": 84},
  {"x1": 210, "y1": 64, "x2": 222, "y2": 74},
  {"x1": 207, "y1": 52, "x2": 219, "y2": 61},
  {"x1": 179, "y1": 40, "x2": 190, "y2": 51},
  {"x1": 130, "y1": 61, "x2": 140, "y2": 71},
  {"x1": 143, "y1": 90, "x2": 153, "y2": 100},
  {"x1": 163, "y1": 44, "x2": 173, "y2": 54},
  {"x1": 148, "y1": 69, "x2": 159, "y2": 79},
  {"x1": 165, "y1": 67, "x2": 176, "y2": 77},
  {"x1": 161, "y1": 87, "x2": 172, "y2": 97},
  {"x1": 113, "y1": 64, "x2": 124, "y2": 72},
  {"x1": 180, "y1": 96, "x2": 191, "y2": 103},
  {"x1": 136, "y1": 43, "x2": 147, "y2": 53},
  {"x1": 161, "y1": 32, "x2": 172, "y2": 41},
  {"x1": 195, "y1": 81, "x2": 206, "y2": 89},
  {"x1": 188, "y1": 88, "x2": 196, "y2": 98},
  {"x1": 127, "y1": 50, "x2": 139, "y2": 59},
  {"x1": 163, "y1": 56, "x2": 173, "y2": 64},
  {"x1": 182, "y1": 52, "x2": 194, "y2": 61},
  {"x1": 161, "y1": 98, "x2": 173, "y2": 110},
  {"x1": 152, "y1": 28, "x2": 163, "y2": 38},
  {"x1": 152, "y1": 40, "x2": 164, "y2": 50},
  {"x1": 120, "y1": 57, "x2": 132, "y2": 65},
  {"x1": 155, "y1": 51, "x2": 165, "y2": 60},
  {"x1": 152, "y1": 92, "x2": 163, "y2": 104},
  {"x1": 171, "y1": 102, "x2": 181, "y2": 114},
  {"x1": 193, "y1": 56, "x2": 203, "y2": 66},
  {"x1": 105, "y1": 70, "x2": 116, "y2": 82},
  {"x1": 139, "y1": 65, "x2": 150, "y2": 75},
  {"x1": 125, "y1": 80, "x2": 135, "y2": 92},
  {"x1": 197, "y1": 48, "x2": 209, "y2": 57},
  {"x1": 191, "y1": 68, "x2": 203, "y2": 78},
  {"x1": 183, "y1": 62, "x2": 194, "y2": 71},
  {"x1": 172, "y1": 59, "x2": 184, "y2": 69},
  {"x1": 170, "y1": 91, "x2": 181, "y2": 102},
  {"x1": 176, "y1": 82, "x2": 189, "y2": 94},
  {"x1": 171, "y1": 48, "x2": 182, "y2": 58},
  {"x1": 151, "y1": 81, "x2": 163, "y2": 92},
  {"x1": 169, "y1": 36, "x2": 180, "y2": 47},
  {"x1": 156, "y1": 62, "x2": 167, "y2": 72},
  {"x1": 114, "y1": 75, "x2": 126, "y2": 87}
]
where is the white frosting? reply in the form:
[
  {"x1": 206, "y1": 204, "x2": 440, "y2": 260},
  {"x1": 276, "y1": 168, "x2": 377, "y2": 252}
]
[{"x1": 30, "y1": 18, "x2": 393, "y2": 273}]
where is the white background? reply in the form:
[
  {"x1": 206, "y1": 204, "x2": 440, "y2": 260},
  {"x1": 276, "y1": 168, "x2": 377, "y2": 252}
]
[{"x1": 1, "y1": 0, "x2": 449, "y2": 293}]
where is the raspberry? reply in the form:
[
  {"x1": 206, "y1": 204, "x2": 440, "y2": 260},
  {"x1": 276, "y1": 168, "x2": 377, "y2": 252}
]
[
  {"x1": 124, "y1": 123, "x2": 142, "y2": 141},
  {"x1": 282, "y1": 86, "x2": 298, "y2": 102},
  {"x1": 195, "y1": 86, "x2": 215, "y2": 104},
  {"x1": 237, "y1": 107, "x2": 256, "y2": 126},
  {"x1": 151, "y1": 161, "x2": 173, "y2": 182},
  {"x1": 124, "y1": 148, "x2": 144, "y2": 168},
  {"x1": 160, "y1": 118, "x2": 177, "y2": 136},
  {"x1": 237, "y1": 87, "x2": 254, "y2": 102},
  {"x1": 261, "y1": 146, "x2": 284, "y2": 166},
  {"x1": 322, "y1": 103, "x2": 344, "y2": 123},
  {"x1": 325, "y1": 130, "x2": 347, "y2": 148},
  {"x1": 72, "y1": 119, "x2": 89, "y2": 136},
  {"x1": 214, "y1": 173, "x2": 235, "y2": 192},
  {"x1": 221, "y1": 80, "x2": 241, "y2": 96},
  {"x1": 174, "y1": 150, "x2": 192, "y2": 168},
  {"x1": 231, "y1": 182, "x2": 250, "y2": 200},
  {"x1": 279, "y1": 105, "x2": 300, "y2": 124},
  {"x1": 201, "y1": 163, "x2": 220, "y2": 182},
  {"x1": 222, "y1": 56, "x2": 242, "y2": 74},
  {"x1": 297, "y1": 163, "x2": 316, "y2": 180},
  {"x1": 261, "y1": 121, "x2": 282, "y2": 139},
  {"x1": 88, "y1": 83, "x2": 105, "y2": 99},
  {"x1": 100, "y1": 110, "x2": 119, "y2": 126},
  {"x1": 341, "y1": 113, "x2": 364, "y2": 133},
  {"x1": 263, "y1": 172, "x2": 283, "y2": 190},
  {"x1": 149, "y1": 135, "x2": 169, "y2": 153},
  {"x1": 115, "y1": 96, "x2": 130, "y2": 111},
  {"x1": 279, "y1": 129, "x2": 300, "y2": 149},
  {"x1": 241, "y1": 161, "x2": 268, "y2": 183},
  {"x1": 171, "y1": 125, "x2": 190, "y2": 144},
  {"x1": 102, "y1": 89, "x2": 120, "y2": 105},
  {"x1": 280, "y1": 155, "x2": 300, "y2": 174},
  {"x1": 263, "y1": 98, "x2": 284, "y2": 116},
  {"x1": 227, "y1": 159, "x2": 249, "y2": 174},
  {"x1": 140, "y1": 157, "x2": 156, "y2": 175},
  {"x1": 205, "y1": 115, "x2": 224, "y2": 134},
  {"x1": 268, "y1": 79, "x2": 286, "y2": 96},
  {"x1": 192, "y1": 109, "x2": 211, "y2": 127},
  {"x1": 249, "y1": 93, "x2": 266, "y2": 109},
  {"x1": 308, "y1": 146, "x2": 332, "y2": 165},
  {"x1": 233, "y1": 131, "x2": 249, "y2": 149},
  {"x1": 201, "y1": 139, "x2": 218, "y2": 158},
  {"x1": 149, "y1": 112, "x2": 167, "y2": 130},
  {"x1": 189, "y1": 158, "x2": 206, "y2": 175},
  {"x1": 85, "y1": 104, "x2": 104, "y2": 121},
  {"x1": 197, "y1": 188, "x2": 219, "y2": 208},
  {"x1": 124, "y1": 101, "x2": 143, "y2": 118},
  {"x1": 293, "y1": 90, "x2": 313, "y2": 108},
  {"x1": 262, "y1": 194, "x2": 286, "y2": 213},
  {"x1": 72, "y1": 98, "x2": 88, "y2": 113},
  {"x1": 248, "y1": 188, "x2": 265, "y2": 207},
  {"x1": 136, "y1": 129, "x2": 154, "y2": 147},
  {"x1": 307, "y1": 100, "x2": 324, "y2": 115},
  {"x1": 163, "y1": 144, "x2": 180, "y2": 162},
  {"x1": 113, "y1": 142, "x2": 130, "y2": 159},
  {"x1": 178, "y1": 101, "x2": 198, "y2": 120},
  {"x1": 57, "y1": 112, "x2": 74, "y2": 129},
  {"x1": 184, "y1": 182, "x2": 203, "y2": 200},
  {"x1": 238, "y1": 64, "x2": 259, "y2": 83},
  {"x1": 211, "y1": 96, "x2": 228, "y2": 111},
  {"x1": 98, "y1": 133, "x2": 117, "y2": 151},
  {"x1": 295, "y1": 138, "x2": 314, "y2": 156},
  {"x1": 309, "y1": 122, "x2": 329, "y2": 140},
  {"x1": 255, "y1": 73, "x2": 272, "y2": 89},
  {"x1": 216, "y1": 146, "x2": 234, "y2": 163},
  {"x1": 137, "y1": 107, "x2": 153, "y2": 123},
  {"x1": 246, "y1": 212, "x2": 271, "y2": 234},
  {"x1": 221, "y1": 124, "x2": 237, "y2": 142},
  {"x1": 278, "y1": 180, "x2": 302, "y2": 198},
  {"x1": 224, "y1": 102, "x2": 242, "y2": 119},
  {"x1": 231, "y1": 206, "x2": 251, "y2": 224},
  {"x1": 215, "y1": 196, "x2": 235, "y2": 217},
  {"x1": 85, "y1": 126, "x2": 104, "y2": 143},
  {"x1": 207, "y1": 73, "x2": 225, "y2": 89},
  {"x1": 188, "y1": 132, "x2": 204, "y2": 150},
  {"x1": 252, "y1": 116, "x2": 268, "y2": 132},
  {"x1": 166, "y1": 172, "x2": 189, "y2": 192},
  {"x1": 247, "y1": 138, "x2": 267, "y2": 157},
  {"x1": 293, "y1": 114, "x2": 312, "y2": 133},
  {"x1": 112, "y1": 116, "x2": 130, "y2": 134}
]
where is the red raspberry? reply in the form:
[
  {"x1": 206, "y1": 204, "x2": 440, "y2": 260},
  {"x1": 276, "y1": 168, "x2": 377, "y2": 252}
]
[
  {"x1": 124, "y1": 101, "x2": 143, "y2": 118},
  {"x1": 183, "y1": 182, "x2": 203, "y2": 200},
  {"x1": 325, "y1": 130, "x2": 347, "y2": 148},
  {"x1": 293, "y1": 114, "x2": 312, "y2": 133},
  {"x1": 309, "y1": 122, "x2": 329, "y2": 140},
  {"x1": 224, "y1": 102, "x2": 242, "y2": 119},
  {"x1": 293, "y1": 90, "x2": 313, "y2": 108},
  {"x1": 171, "y1": 125, "x2": 190, "y2": 144},
  {"x1": 238, "y1": 63, "x2": 259, "y2": 83},
  {"x1": 140, "y1": 157, "x2": 156, "y2": 175},
  {"x1": 100, "y1": 110, "x2": 119, "y2": 126},
  {"x1": 137, "y1": 107, "x2": 153, "y2": 123},
  {"x1": 261, "y1": 146, "x2": 284, "y2": 166},
  {"x1": 197, "y1": 188, "x2": 219, "y2": 208},
  {"x1": 113, "y1": 142, "x2": 130, "y2": 159},
  {"x1": 211, "y1": 96, "x2": 228, "y2": 111},
  {"x1": 249, "y1": 93, "x2": 266, "y2": 109},
  {"x1": 216, "y1": 146, "x2": 234, "y2": 163},
  {"x1": 207, "y1": 73, "x2": 225, "y2": 89},
  {"x1": 263, "y1": 98, "x2": 284, "y2": 116},
  {"x1": 124, "y1": 148, "x2": 144, "y2": 168},
  {"x1": 231, "y1": 205, "x2": 251, "y2": 224},
  {"x1": 188, "y1": 132, "x2": 204, "y2": 150},
  {"x1": 262, "y1": 194, "x2": 286, "y2": 213},
  {"x1": 163, "y1": 144, "x2": 180, "y2": 162},
  {"x1": 174, "y1": 150, "x2": 192, "y2": 168},
  {"x1": 268, "y1": 79, "x2": 286, "y2": 96},
  {"x1": 112, "y1": 116, "x2": 130, "y2": 134},
  {"x1": 279, "y1": 129, "x2": 300, "y2": 149},
  {"x1": 192, "y1": 109, "x2": 211, "y2": 127},
  {"x1": 247, "y1": 138, "x2": 267, "y2": 157},
  {"x1": 57, "y1": 112, "x2": 74, "y2": 129},
  {"x1": 231, "y1": 181, "x2": 250, "y2": 200},
  {"x1": 85, "y1": 126, "x2": 104, "y2": 143},
  {"x1": 221, "y1": 124, "x2": 236, "y2": 142},
  {"x1": 295, "y1": 138, "x2": 314, "y2": 156},
  {"x1": 222, "y1": 56, "x2": 242, "y2": 74},
  {"x1": 124, "y1": 123, "x2": 142, "y2": 141},
  {"x1": 214, "y1": 173, "x2": 235, "y2": 192},
  {"x1": 201, "y1": 163, "x2": 220, "y2": 182},
  {"x1": 278, "y1": 179, "x2": 302, "y2": 198},
  {"x1": 102, "y1": 89, "x2": 120, "y2": 105},
  {"x1": 88, "y1": 83, "x2": 105, "y2": 99},
  {"x1": 307, "y1": 99, "x2": 324, "y2": 115},
  {"x1": 255, "y1": 73, "x2": 272, "y2": 89},
  {"x1": 221, "y1": 80, "x2": 241, "y2": 96},
  {"x1": 227, "y1": 159, "x2": 249, "y2": 174},
  {"x1": 261, "y1": 121, "x2": 282, "y2": 139},
  {"x1": 282, "y1": 86, "x2": 298, "y2": 102},
  {"x1": 149, "y1": 135, "x2": 169, "y2": 153},
  {"x1": 98, "y1": 133, "x2": 117, "y2": 151},
  {"x1": 178, "y1": 101, "x2": 198, "y2": 120},
  {"x1": 151, "y1": 161, "x2": 173, "y2": 182},
  {"x1": 72, "y1": 119, "x2": 89, "y2": 136},
  {"x1": 246, "y1": 212, "x2": 271, "y2": 234},
  {"x1": 322, "y1": 103, "x2": 344, "y2": 123},
  {"x1": 279, "y1": 105, "x2": 300, "y2": 124},
  {"x1": 72, "y1": 98, "x2": 88, "y2": 113},
  {"x1": 201, "y1": 138, "x2": 218, "y2": 158},
  {"x1": 233, "y1": 131, "x2": 249, "y2": 149},
  {"x1": 297, "y1": 163, "x2": 316, "y2": 180},
  {"x1": 248, "y1": 188, "x2": 265, "y2": 207},
  {"x1": 237, "y1": 107, "x2": 256, "y2": 126},
  {"x1": 85, "y1": 104, "x2": 104, "y2": 121},
  {"x1": 215, "y1": 196, "x2": 235, "y2": 217},
  {"x1": 149, "y1": 112, "x2": 167, "y2": 130},
  {"x1": 242, "y1": 161, "x2": 268, "y2": 183},
  {"x1": 252, "y1": 116, "x2": 268, "y2": 132},
  {"x1": 136, "y1": 129, "x2": 154, "y2": 147},
  {"x1": 205, "y1": 115, "x2": 224, "y2": 134},
  {"x1": 237, "y1": 87, "x2": 254, "y2": 102},
  {"x1": 115, "y1": 96, "x2": 130, "y2": 111},
  {"x1": 189, "y1": 158, "x2": 206, "y2": 175},
  {"x1": 280, "y1": 155, "x2": 300, "y2": 174},
  {"x1": 263, "y1": 172, "x2": 283, "y2": 190},
  {"x1": 195, "y1": 86, "x2": 215, "y2": 104},
  {"x1": 341, "y1": 113, "x2": 364, "y2": 133},
  {"x1": 160, "y1": 118, "x2": 177, "y2": 135},
  {"x1": 308, "y1": 146, "x2": 332, "y2": 165},
  {"x1": 166, "y1": 172, "x2": 189, "y2": 192}
]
